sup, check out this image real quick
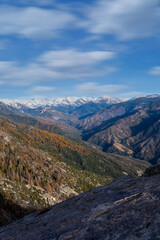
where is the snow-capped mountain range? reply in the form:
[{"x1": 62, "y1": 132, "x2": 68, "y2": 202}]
[{"x1": 0, "y1": 96, "x2": 125, "y2": 109}]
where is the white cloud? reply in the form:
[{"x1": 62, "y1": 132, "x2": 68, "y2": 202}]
[
  {"x1": 0, "y1": 49, "x2": 116, "y2": 86},
  {"x1": 0, "y1": 6, "x2": 76, "y2": 39},
  {"x1": 0, "y1": 1, "x2": 159, "y2": 41},
  {"x1": 149, "y1": 66, "x2": 160, "y2": 76},
  {"x1": 75, "y1": 82, "x2": 129, "y2": 96},
  {"x1": 38, "y1": 49, "x2": 115, "y2": 68},
  {"x1": 81, "y1": 0, "x2": 160, "y2": 40},
  {"x1": 0, "y1": 62, "x2": 60, "y2": 86}
]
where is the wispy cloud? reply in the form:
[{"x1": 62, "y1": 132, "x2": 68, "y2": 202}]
[
  {"x1": 81, "y1": 0, "x2": 160, "y2": 40},
  {"x1": 0, "y1": 1, "x2": 160, "y2": 41},
  {"x1": 38, "y1": 49, "x2": 115, "y2": 68},
  {"x1": 0, "y1": 49, "x2": 116, "y2": 86},
  {"x1": 0, "y1": 6, "x2": 76, "y2": 39},
  {"x1": 75, "y1": 82, "x2": 129, "y2": 96},
  {"x1": 149, "y1": 66, "x2": 160, "y2": 76}
]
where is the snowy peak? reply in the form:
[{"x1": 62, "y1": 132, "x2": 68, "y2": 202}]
[{"x1": 0, "y1": 96, "x2": 125, "y2": 109}]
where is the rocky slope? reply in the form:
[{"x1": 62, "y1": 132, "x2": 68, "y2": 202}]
[
  {"x1": 82, "y1": 102, "x2": 160, "y2": 164},
  {"x1": 79, "y1": 95, "x2": 160, "y2": 130},
  {"x1": 1, "y1": 168, "x2": 160, "y2": 240}
]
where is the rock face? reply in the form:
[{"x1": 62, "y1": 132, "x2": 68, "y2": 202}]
[{"x1": 0, "y1": 174, "x2": 160, "y2": 240}]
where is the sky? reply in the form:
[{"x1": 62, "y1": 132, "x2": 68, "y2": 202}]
[{"x1": 0, "y1": 0, "x2": 160, "y2": 99}]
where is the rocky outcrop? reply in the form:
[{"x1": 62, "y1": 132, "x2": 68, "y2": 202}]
[{"x1": 0, "y1": 174, "x2": 160, "y2": 240}]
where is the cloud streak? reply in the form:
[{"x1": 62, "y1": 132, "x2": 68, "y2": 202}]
[
  {"x1": 0, "y1": 1, "x2": 160, "y2": 41},
  {"x1": 0, "y1": 6, "x2": 76, "y2": 39},
  {"x1": 38, "y1": 50, "x2": 115, "y2": 68},
  {"x1": 81, "y1": 0, "x2": 160, "y2": 40},
  {"x1": 0, "y1": 49, "x2": 116, "y2": 86}
]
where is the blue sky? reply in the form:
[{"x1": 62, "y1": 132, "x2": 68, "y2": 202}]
[{"x1": 0, "y1": 0, "x2": 160, "y2": 99}]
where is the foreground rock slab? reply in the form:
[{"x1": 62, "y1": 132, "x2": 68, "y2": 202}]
[{"x1": 0, "y1": 175, "x2": 160, "y2": 240}]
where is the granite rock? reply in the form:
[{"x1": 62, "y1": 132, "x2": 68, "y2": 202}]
[{"x1": 0, "y1": 175, "x2": 160, "y2": 240}]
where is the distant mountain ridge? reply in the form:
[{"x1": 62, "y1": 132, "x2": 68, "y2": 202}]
[
  {"x1": 0, "y1": 96, "x2": 126, "y2": 124},
  {"x1": 0, "y1": 96, "x2": 125, "y2": 109}
]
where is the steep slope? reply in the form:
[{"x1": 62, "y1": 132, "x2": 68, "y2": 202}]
[
  {"x1": 0, "y1": 116, "x2": 149, "y2": 180},
  {"x1": 79, "y1": 95, "x2": 160, "y2": 130},
  {"x1": 83, "y1": 102, "x2": 160, "y2": 164},
  {"x1": 0, "y1": 116, "x2": 150, "y2": 226},
  {"x1": 0, "y1": 116, "x2": 112, "y2": 191},
  {"x1": 1, "y1": 169, "x2": 160, "y2": 240}
]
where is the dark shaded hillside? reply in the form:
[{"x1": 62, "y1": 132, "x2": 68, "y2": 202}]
[
  {"x1": 82, "y1": 102, "x2": 160, "y2": 164},
  {"x1": 0, "y1": 190, "x2": 35, "y2": 227},
  {"x1": 1, "y1": 167, "x2": 160, "y2": 240}
]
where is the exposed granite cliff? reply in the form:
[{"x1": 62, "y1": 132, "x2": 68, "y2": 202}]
[{"x1": 0, "y1": 171, "x2": 160, "y2": 240}]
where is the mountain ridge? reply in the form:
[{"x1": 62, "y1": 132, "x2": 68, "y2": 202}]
[{"x1": 0, "y1": 96, "x2": 125, "y2": 109}]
